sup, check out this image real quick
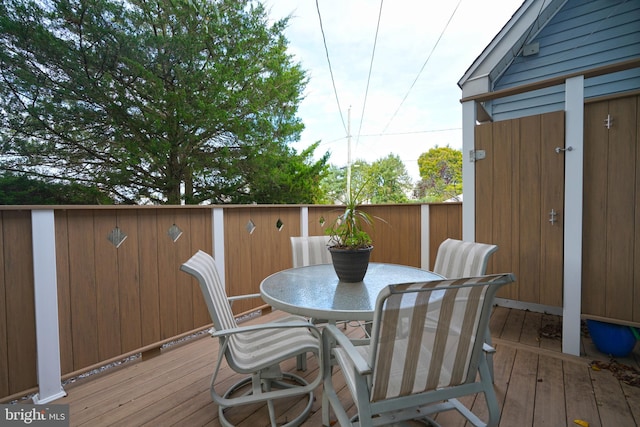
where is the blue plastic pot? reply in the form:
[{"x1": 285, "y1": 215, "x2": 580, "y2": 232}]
[{"x1": 586, "y1": 319, "x2": 637, "y2": 358}]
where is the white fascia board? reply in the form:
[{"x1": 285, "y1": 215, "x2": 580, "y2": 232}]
[
  {"x1": 460, "y1": 74, "x2": 491, "y2": 98},
  {"x1": 459, "y1": 0, "x2": 565, "y2": 93}
]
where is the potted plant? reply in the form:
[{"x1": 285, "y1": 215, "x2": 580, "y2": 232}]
[{"x1": 325, "y1": 183, "x2": 376, "y2": 282}]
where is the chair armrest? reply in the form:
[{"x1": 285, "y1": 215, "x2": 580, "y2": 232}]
[
  {"x1": 323, "y1": 324, "x2": 371, "y2": 375},
  {"x1": 212, "y1": 320, "x2": 320, "y2": 338},
  {"x1": 227, "y1": 293, "x2": 261, "y2": 303},
  {"x1": 226, "y1": 293, "x2": 262, "y2": 309},
  {"x1": 482, "y1": 342, "x2": 496, "y2": 354}
]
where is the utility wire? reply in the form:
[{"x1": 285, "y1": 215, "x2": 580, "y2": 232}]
[
  {"x1": 317, "y1": 127, "x2": 461, "y2": 149},
  {"x1": 315, "y1": 0, "x2": 347, "y2": 135},
  {"x1": 355, "y1": 0, "x2": 384, "y2": 146},
  {"x1": 382, "y1": 0, "x2": 463, "y2": 134}
]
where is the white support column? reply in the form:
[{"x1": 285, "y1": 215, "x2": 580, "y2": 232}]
[
  {"x1": 461, "y1": 100, "x2": 477, "y2": 242},
  {"x1": 212, "y1": 208, "x2": 226, "y2": 285},
  {"x1": 563, "y1": 76, "x2": 584, "y2": 356},
  {"x1": 420, "y1": 204, "x2": 430, "y2": 270},
  {"x1": 31, "y1": 210, "x2": 66, "y2": 404},
  {"x1": 299, "y1": 206, "x2": 309, "y2": 236}
]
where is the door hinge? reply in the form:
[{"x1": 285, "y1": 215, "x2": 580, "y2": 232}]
[
  {"x1": 604, "y1": 114, "x2": 613, "y2": 129},
  {"x1": 469, "y1": 149, "x2": 486, "y2": 162}
]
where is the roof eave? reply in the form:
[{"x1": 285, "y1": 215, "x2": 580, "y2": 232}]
[{"x1": 458, "y1": 0, "x2": 567, "y2": 97}]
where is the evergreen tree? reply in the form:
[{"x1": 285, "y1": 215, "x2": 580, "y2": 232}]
[{"x1": 0, "y1": 0, "x2": 327, "y2": 204}]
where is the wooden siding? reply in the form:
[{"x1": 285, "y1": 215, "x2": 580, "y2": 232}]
[
  {"x1": 489, "y1": 0, "x2": 640, "y2": 121},
  {"x1": 475, "y1": 111, "x2": 565, "y2": 307},
  {"x1": 0, "y1": 203, "x2": 462, "y2": 402},
  {"x1": 583, "y1": 95, "x2": 640, "y2": 323}
]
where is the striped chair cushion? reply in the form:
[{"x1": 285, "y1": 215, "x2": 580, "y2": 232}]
[
  {"x1": 368, "y1": 276, "x2": 501, "y2": 401},
  {"x1": 290, "y1": 235, "x2": 332, "y2": 267},
  {"x1": 433, "y1": 238, "x2": 498, "y2": 278}
]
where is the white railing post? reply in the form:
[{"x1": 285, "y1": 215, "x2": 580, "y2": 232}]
[
  {"x1": 563, "y1": 76, "x2": 584, "y2": 356},
  {"x1": 299, "y1": 206, "x2": 309, "y2": 236},
  {"x1": 461, "y1": 100, "x2": 476, "y2": 241},
  {"x1": 212, "y1": 208, "x2": 226, "y2": 286},
  {"x1": 31, "y1": 210, "x2": 66, "y2": 403},
  {"x1": 420, "y1": 205, "x2": 430, "y2": 270}
]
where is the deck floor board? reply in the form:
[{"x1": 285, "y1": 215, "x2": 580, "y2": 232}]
[{"x1": 53, "y1": 308, "x2": 639, "y2": 426}]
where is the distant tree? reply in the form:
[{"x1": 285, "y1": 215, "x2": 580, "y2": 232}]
[
  {"x1": 0, "y1": 174, "x2": 113, "y2": 205},
  {"x1": 0, "y1": 0, "x2": 327, "y2": 204},
  {"x1": 365, "y1": 154, "x2": 413, "y2": 203},
  {"x1": 415, "y1": 146, "x2": 462, "y2": 201},
  {"x1": 318, "y1": 164, "x2": 357, "y2": 204},
  {"x1": 319, "y1": 154, "x2": 413, "y2": 204}
]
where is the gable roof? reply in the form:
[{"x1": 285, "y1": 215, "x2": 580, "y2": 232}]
[{"x1": 458, "y1": 0, "x2": 567, "y2": 98}]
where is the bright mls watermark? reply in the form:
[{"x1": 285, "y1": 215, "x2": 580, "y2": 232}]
[{"x1": 0, "y1": 405, "x2": 69, "y2": 426}]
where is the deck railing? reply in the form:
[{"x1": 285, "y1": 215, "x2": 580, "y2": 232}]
[{"x1": 0, "y1": 203, "x2": 462, "y2": 403}]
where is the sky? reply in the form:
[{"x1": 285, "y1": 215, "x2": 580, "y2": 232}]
[{"x1": 265, "y1": 0, "x2": 524, "y2": 182}]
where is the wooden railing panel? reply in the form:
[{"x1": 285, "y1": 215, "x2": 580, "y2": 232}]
[
  {"x1": 223, "y1": 208, "x2": 256, "y2": 313},
  {"x1": 156, "y1": 208, "x2": 210, "y2": 340},
  {"x1": 94, "y1": 210, "x2": 123, "y2": 362},
  {"x1": 175, "y1": 209, "x2": 198, "y2": 336},
  {"x1": 308, "y1": 206, "x2": 338, "y2": 236},
  {"x1": 428, "y1": 203, "x2": 463, "y2": 268},
  {"x1": 0, "y1": 212, "x2": 7, "y2": 398},
  {"x1": 116, "y1": 210, "x2": 143, "y2": 354},
  {"x1": 185, "y1": 209, "x2": 212, "y2": 328},
  {"x1": 55, "y1": 208, "x2": 213, "y2": 375},
  {"x1": 55, "y1": 212, "x2": 73, "y2": 376},
  {"x1": 366, "y1": 204, "x2": 422, "y2": 266},
  {"x1": 1, "y1": 211, "x2": 36, "y2": 396},
  {"x1": 157, "y1": 209, "x2": 179, "y2": 340},
  {"x1": 2, "y1": 203, "x2": 462, "y2": 401},
  {"x1": 66, "y1": 210, "x2": 100, "y2": 371},
  {"x1": 307, "y1": 204, "x2": 429, "y2": 267},
  {"x1": 223, "y1": 207, "x2": 302, "y2": 314},
  {"x1": 138, "y1": 209, "x2": 161, "y2": 347}
]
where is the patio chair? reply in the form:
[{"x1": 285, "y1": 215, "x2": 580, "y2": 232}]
[
  {"x1": 322, "y1": 273, "x2": 515, "y2": 427},
  {"x1": 180, "y1": 250, "x2": 323, "y2": 427},
  {"x1": 290, "y1": 235, "x2": 332, "y2": 267},
  {"x1": 433, "y1": 238, "x2": 498, "y2": 278},
  {"x1": 433, "y1": 238, "x2": 499, "y2": 380}
]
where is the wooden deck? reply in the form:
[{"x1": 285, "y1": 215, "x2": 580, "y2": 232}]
[{"x1": 54, "y1": 307, "x2": 640, "y2": 427}]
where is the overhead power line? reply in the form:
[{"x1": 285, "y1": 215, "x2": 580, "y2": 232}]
[
  {"x1": 317, "y1": 126, "x2": 462, "y2": 149},
  {"x1": 381, "y1": 0, "x2": 463, "y2": 134},
  {"x1": 315, "y1": 0, "x2": 347, "y2": 135},
  {"x1": 355, "y1": 0, "x2": 384, "y2": 147}
]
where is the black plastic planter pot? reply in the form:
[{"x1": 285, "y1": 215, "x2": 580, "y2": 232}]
[{"x1": 328, "y1": 246, "x2": 373, "y2": 283}]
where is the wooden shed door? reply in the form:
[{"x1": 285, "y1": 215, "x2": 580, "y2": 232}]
[
  {"x1": 583, "y1": 95, "x2": 640, "y2": 323},
  {"x1": 475, "y1": 111, "x2": 565, "y2": 306}
]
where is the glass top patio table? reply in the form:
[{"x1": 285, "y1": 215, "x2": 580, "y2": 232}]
[{"x1": 260, "y1": 263, "x2": 443, "y2": 322}]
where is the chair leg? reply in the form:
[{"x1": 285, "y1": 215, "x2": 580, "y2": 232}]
[
  {"x1": 322, "y1": 385, "x2": 330, "y2": 426},
  {"x1": 484, "y1": 327, "x2": 496, "y2": 382},
  {"x1": 296, "y1": 353, "x2": 307, "y2": 371},
  {"x1": 487, "y1": 352, "x2": 494, "y2": 382},
  {"x1": 216, "y1": 372, "x2": 314, "y2": 427}
]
